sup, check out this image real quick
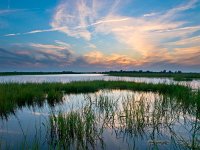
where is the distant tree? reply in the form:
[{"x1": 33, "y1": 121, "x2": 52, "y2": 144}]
[{"x1": 177, "y1": 70, "x2": 182, "y2": 73}]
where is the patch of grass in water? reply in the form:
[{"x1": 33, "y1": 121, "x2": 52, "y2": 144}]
[
  {"x1": 0, "y1": 80, "x2": 197, "y2": 118},
  {"x1": 1, "y1": 89, "x2": 200, "y2": 149},
  {"x1": 48, "y1": 106, "x2": 101, "y2": 149}
]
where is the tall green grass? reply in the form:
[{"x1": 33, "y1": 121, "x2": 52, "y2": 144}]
[
  {"x1": 1, "y1": 89, "x2": 200, "y2": 149},
  {"x1": 48, "y1": 107, "x2": 100, "y2": 149},
  {"x1": 0, "y1": 81, "x2": 194, "y2": 117},
  {"x1": 47, "y1": 91, "x2": 200, "y2": 149}
]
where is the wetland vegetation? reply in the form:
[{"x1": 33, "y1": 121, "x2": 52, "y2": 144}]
[
  {"x1": 0, "y1": 80, "x2": 200, "y2": 149},
  {"x1": 0, "y1": 80, "x2": 194, "y2": 117},
  {"x1": 1, "y1": 71, "x2": 200, "y2": 82},
  {"x1": 106, "y1": 71, "x2": 200, "y2": 81}
]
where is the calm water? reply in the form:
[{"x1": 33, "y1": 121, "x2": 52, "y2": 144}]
[
  {"x1": 0, "y1": 74, "x2": 200, "y2": 149},
  {"x1": 0, "y1": 90, "x2": 200, "y2": 149},
  {"x1": 0, "y1": 74, "x2": 200, "y2": 89}
]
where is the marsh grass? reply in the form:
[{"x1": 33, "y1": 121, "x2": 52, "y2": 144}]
[
  {"x1": 0, "y1": 80, "x2": 195, "y2": 118},
  {"x1": 1, "y1": 89, "x2": 200, "y2": 149},
  {"x1": 120, "y1": 95, "x2": 148, "y2": 136},
  {"x1": 48, "y1": 107, "x2": 101, "y2": 149},
  {"x1": 0, "y1": 80, "x2": 199, "y2": 149},
  {"x1": 96, "y1": 94, "x2": 118, "y2": 115}
]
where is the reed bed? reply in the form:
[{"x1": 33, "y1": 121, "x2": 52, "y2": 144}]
[
  {"x1": 46, "y1": 91, "x2": 200, "y2": 150},
  {"x1": 0, "y1": 88, "x2": 200, "y2": 149},
  {"x1": 0, "y1": 80, "x2": 195, "y2": 117}
]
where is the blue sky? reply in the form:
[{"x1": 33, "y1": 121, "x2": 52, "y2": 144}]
[{"x1": 0, "y1": 0, "x2": 200, "y2": 72}]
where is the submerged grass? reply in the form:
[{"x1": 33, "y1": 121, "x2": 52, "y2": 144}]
[{"x1": 0, "y1": 80, "x2": 198, "y2": 117}]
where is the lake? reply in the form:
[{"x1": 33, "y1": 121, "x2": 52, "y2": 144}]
[
  {"x1": 0, "y1": 74, "x2": 200, "y2": 89},
  {"x1": 0, "y1": 74, "x2": 200, "y2": 149}
]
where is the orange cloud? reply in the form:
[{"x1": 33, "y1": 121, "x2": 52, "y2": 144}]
[
  {"x1": 170, "y1": 46, "x2": 200, "y2": 65},
  {"x1": 84, "y1": 50, "x2": 140, "y2": 68},
  {"x1": 93, "y1": 0, "x2": 200, "y2": 66}
]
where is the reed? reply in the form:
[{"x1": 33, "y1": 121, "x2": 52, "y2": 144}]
[
  {"x1": 48, "y1": 107, "x2": 100, "y2": 149},
  {"x1": 0, "y1": 80, "x2": 196, "y2": 117}
]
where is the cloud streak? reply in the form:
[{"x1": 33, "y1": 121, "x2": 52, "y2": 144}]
[
  {"x1": 0, "y1": 9, "x2": 26, "y2": 15},
  {"x1": 74, "y1": 18, "x2": 130, "y2": 29},
  {"x1": 3, "y1": 0, "x2": 129, "y2": 39},
  {"x1": 93, "y1": 0, "x2": 200, "y2": 66},
  {"x1": 0, "y1": 8, "x2": 41, "y2": 15},
  {"x1": 3, "y1": 18, "x2": 129, "y2": 37}
]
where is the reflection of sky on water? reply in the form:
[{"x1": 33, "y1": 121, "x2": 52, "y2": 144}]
[{"x1": 0, "y1": 90, "x2": 199, "y2": 149}]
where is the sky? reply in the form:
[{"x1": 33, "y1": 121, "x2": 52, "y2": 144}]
[{"x1": 0, "y1": 0, "x2": 200, "y2": 72}]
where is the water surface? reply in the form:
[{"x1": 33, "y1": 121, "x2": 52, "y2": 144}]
[
  {"x1": 0, "y1": 74, "x2": 200, "y2": 89},
  {"x1": 0, "y1": 90, "x2": 199, "y2": 149}
]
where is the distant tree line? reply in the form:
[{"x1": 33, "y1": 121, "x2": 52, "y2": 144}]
[{"x1": 105, "y1": 70, "x2": 183, "y2": 74}]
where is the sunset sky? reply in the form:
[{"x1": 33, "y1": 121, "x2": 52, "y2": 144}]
[{"x1": 0, "y1": 0, "x2": 200, "y2": 72}]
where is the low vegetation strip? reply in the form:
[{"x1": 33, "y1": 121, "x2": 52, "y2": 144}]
[
  {"x1": 106, "y1": 72, "x2": 200, "y2": 81},
  {"x1": 0, "y1": 81, "x2": 199, "y2": 117}
]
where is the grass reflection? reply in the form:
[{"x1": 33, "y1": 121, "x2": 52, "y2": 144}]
[
  {"x1": 46, "y1": 90, "x2": 200, "y2": 149},
  {"x1": 0, "y1": 81, "x2": 199, "y2": 149}
]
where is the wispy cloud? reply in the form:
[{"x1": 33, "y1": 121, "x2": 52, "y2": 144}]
[
  {"x1": 0, "y1": 8, "x2": 41, "y2": 15},
  {"x1": 29, "y1": 43, "x2": 68, "y2": 50},
  {"x1": 51, "y1": 0, "x2": 127, "y2": 40},
  {"x1": 74, "y1": 18, "x2": 130, "y2": 29},
  {"x1": 160, "y1": 0, "x2": 198, "y2": 21},
  {"x1": 51, "y1": 0, "x2": 94, "y2": 40},
  {"x1": 28, "y1": 42, "x2": 75, "y2": 61},
  {"x1": 0, "y1": 9, "x2": 26, "y2": 15},
  {"x1": 170, "y1": 46, "x2": 200, "y2": 65},
  {"x1": 4, "y1": 27, "x2": 63, "y2": 36},
  {"x1": 4, "y1": 33, "x2": 21, "y2": 36},
  {"x1": 166, "y1": 35, "x2": 200, "y2": 46},
  {"x1": 2, "y1": 0, "x2": 200, "y2": 70},
  {"x1": 87, "y1": 43, "x2": 96, "y2": 49},
  {"x1": 94, "y1": 0, "x2": 200, "y2": 64},
  {"x1": 3, "y1": 17, "x2": 129, "y2": 37},
  {"x1": 0, "y1": 41, "x2": 77, "y2": 69},
  {"x1": 54, "y1": 40, "x2": 72, "y2": 49},
  {"x1": 143, "y1": 12, "x2": 157, "y2": 17}
]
